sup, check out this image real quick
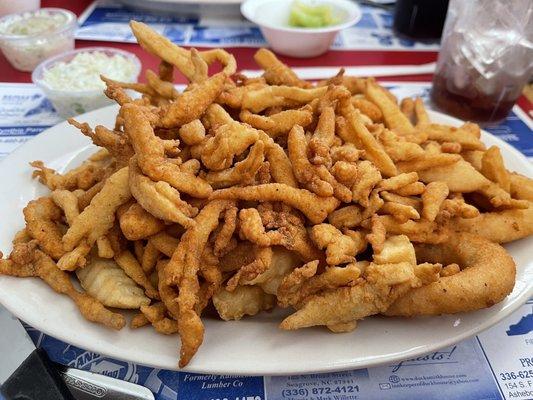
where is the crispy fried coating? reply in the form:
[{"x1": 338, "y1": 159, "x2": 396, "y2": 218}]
[
  {"x1": 30, "y1": 150, "x2": 114, "y2": 191},
  {"x1": 158, "y1": 72, "x2": 226, "y2": 128},
  {"x1": 510, "y1": 173, "x2": 533, "y2": 201},
  {"x1": 205, "y1": 141, "x2": 265, "y2": 188},
  {"x1": 51, "y1": 189, "x2": 80, "y2": 226},
  {"x1": 23, "y1": 197, "x2": 65, "y2": 260},
  {"x1": 63, "y1": 167, "x2": 131, "y2": 252},
  {"x1": 211, "y1": 183, "x2": 340, "y2": 224},
  {"x1": 254, "y1": 48, "x2": 310, "y2": 88},
  {"x1": 451, "y1": 206, "x2": 533, "y2": 243},
  {"x1": 240, "y1": 106, "x2": 313, "y2": 138},
  {"x1": 481, "y1": 146, "x2": 511, "y2": 192},
  {"x1": 123, "y1": 104, "x2": 212, "y2": 198},
  {"x1": 421, "y1": 182, "x2": 449, "y2": 222},
  {"x1": 130, "y1": 21, "x2": 236, "y2": 80},
  {"x1": 200, "y1": 122, "x2": 259, "y2": 171},
  {"x1": 129, "y1": 158, "x2": 197, "y2": 227},
  {"x1": 386, "y1": 232, "x2": 515, "y2": 316},
  {"x1": 115, "y1": 250, "x2": 159, "y2": 299},
  {"x1": 339, "y1": 100, "x2": 397, "y2": 177},
  {"x1": 244, "y1": 247, "x2": 302, "y2": 295},
  {"x1": 242, "y1": 85, "x2": 327, "y2": 113},
  {"x1": 352, "y1": 96, "x2": 383, "y2": 122},
  {"x1": 288, "y1": 125, "x2": 333, "y2": 197},
  {"x1": 68, "y1": 119, "x2": 134, "y2": 167},
  {"x1": 351, "y1": 161, "x2": 382, "y2": 207},
  {"x1": 213, "y1": 285, "x2": 276, "y2": 321},
  {"x1": 366, "y1": 81, "x2": 416, "y2": 137},
  {"x1": 423, "y1": 123, "x2": 485, "y2": 151},
  {"x1": 310, "y1": 224, "x2": 358, "y2": 265},
  {"x1": 3, "y1": 250, "x2": 126, "y2": 330},
  {"x1": 280, "y1": 261, "x2": 419, "y2": 329},
  {"x1": 119, "y1": 202, "x2": 166, "y2": 240},
  {"x1": 77, "y1": 257, "x2": 150, "y2": 309},
  {"x1": 159, "y1": 200, "x2": 233, "y2": 367}
]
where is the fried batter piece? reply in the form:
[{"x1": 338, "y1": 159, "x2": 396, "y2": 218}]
[
  {"x1": 31, "y1": 150, "x2": 114, "y2": 191},
  {"x1": 159, "y1": 200, "x2": 234, "y2": 367},
  {"x1": 254, "y1": 48, "x2": 310, "y2": 88},
  {"x1": 23, "y1": 197, "x2": 65, "y2": 260},
  {"x1": 280, "y1": 235, "x2": 434, "y2": 329},
  {"x1": 129, "y1": 158, "x2": 197, "y2": 227},
  {"x1": 77, "y1": 257, "x2": 150, "y2": 309},
  {"x1": 211, "y1": 183, "x2": 340, "y2": 224},
  {"x1": 63, "y1": 167, "x2": 132, "y2": 252},
  {"x1": 1, "y1": 249, "x2": 125, "y2": 329}
]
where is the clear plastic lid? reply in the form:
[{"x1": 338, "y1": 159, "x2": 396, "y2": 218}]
[{"x1": 0, "y1": 8, "x2": 77, "y2": 41}]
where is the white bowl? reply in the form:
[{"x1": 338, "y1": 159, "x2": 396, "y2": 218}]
[
  {"x1": 241, "y1": 0, "x2": 361, "y2": 58},
  {"x1": 0, "y1": 8, "x2": 76, "y2": 71},
  {"x1": 32, "y1": 47, "x2": 141, "y2": 119}
]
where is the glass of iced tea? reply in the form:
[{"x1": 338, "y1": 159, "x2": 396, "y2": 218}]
[{"x1": 430, "y1": 0, "x2": 533, "y2": 125}]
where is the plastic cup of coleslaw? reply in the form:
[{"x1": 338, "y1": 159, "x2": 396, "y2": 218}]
[
  {"x1": 32, "y1": 47, "x2": 141, "y2": 119},
  {"x1": 0, "y1": 8, "x2": 76, "y2": 71}
]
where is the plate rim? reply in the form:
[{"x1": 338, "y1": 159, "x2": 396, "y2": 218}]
[{"x1": 0, "y1": 105, "x2": 531, "y2": 375}]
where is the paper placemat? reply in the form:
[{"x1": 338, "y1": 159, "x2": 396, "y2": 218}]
[{"x1": 75, "y1": 0, "x2": 440, "y2": 51}]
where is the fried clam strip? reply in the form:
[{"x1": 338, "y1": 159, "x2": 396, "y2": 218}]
[
  {"x1": 205, "y1": 141, "x2": 265, "y2": 189},
  {"x1": 376, "y1": 215, "x2": 448, "y2": 244},
  {"x1": 122, "y1": 104, "x2": 212, "y2": 198},
  {"x1": 243, "y1": 246, "x2": 303, "y2": 295},
  {"x1": 115, "y1": 250, "x2": 159, "y2": 299},
  {"x1": 288, "y1": 125, "x2": 351, "y2": 202},
  {"x1": 51, "y1": 189, "x2": 80, "y2": 226},
  {"x1": 421, "y1": 182, "x2": 449, "y2": 222},
  {"x1": 130, "y1": 21, "x2": 236, "y2": 81},
  {"x1": 308, "y1": 106, "x2": 336, "y2": 166},
  {"x1": 385, "y1": 232, "x2": 515, "y2": 316},
  {"x1": 31, "y1": 149, "x2": 114, "y2": 191},
  {"x1": 239, "y1": 106, "x2": 313, "y2": 138},
  {"x1": 159, "y1": 200, "x2": 234, "y2": 367},
  {"x1": 68, "y1": 119, "x2": 133, "y2": 167},
  {"x1": 63, "y1": 167, "x2": 132, "y2": 253},
  {"x1": 510, "y1": 173, "x2": 533, "y2": 201},
  {"x1": 143, "y1": 302, "x2": 181, "y2": 334},
  {"x1": 310, "y1": 224, "x2": 359, "y2": 265},
  {"x1": 277, "y1": 261, "x2": 365, "y2": 308},
  {"x1": 211, "y1": 184, "x2": 340, "y2": 224},
  {"x1": 225, "y1": 246, "x2": 273, "y2": 291},
  {"x1": 365, "y1": 81, "x2": 417, "y2": 138},
  {"x1": 23, "y1": 197, "x2": 65, "y2": 260},
  {"x1": 202, "y1": 103, "x2": 297, "y2": 187},
  {"x1": 118, "y1": 202, "x2": 166, "y2": 240},
  {"x1": 480, "y1": 146, "x2": 511, "y2": 192},
  {"x1": 157, "y1": 72, "x2": 227, "y2": 128},
  {"x1": 451, "y1": 205, "x2": 533, "y2": 244},
  {"x1": 129, "y1": 158, "x2": 197, "y2": 227},
  {"x1": 254, "y1": 48, "x2": 310, "y2": 88},
  {"x1": 280, "y1": 235, "x2": 438, "y2": 329},
  {"x1": 198, "y1": 123, "x2": 259, "y2": 171},
  {"x1": 0, "y1": 249, "x2": 125, "y2": 329},
  {"x1": 339, "y1": 99, "x2": 397, "y2": 177},
  {"x1": 238, "y1": 208, "x2": 322, "y2": 262},
  {"x1": 422, "y1": 123, "x2": 485, "y2": 151},
  {"x1": 242, "y1": 85, "x2": 327, "y2": 113}
]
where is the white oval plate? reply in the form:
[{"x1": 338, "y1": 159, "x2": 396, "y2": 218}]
[{"x1": 0, "y1": 105, "x2": 531, "y2": 375}]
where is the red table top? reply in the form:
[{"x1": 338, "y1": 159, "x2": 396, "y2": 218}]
[
  {"x1": 0, "y1": 0, "x2": 437, "y2": 85},
  {"x1": 1, "y1": 0, "x2": 530, "y2": 115}
]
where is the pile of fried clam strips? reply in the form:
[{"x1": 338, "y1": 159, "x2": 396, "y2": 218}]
[{"x1": 2, "y1": 21, "x2": 532, "y2": 368}]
